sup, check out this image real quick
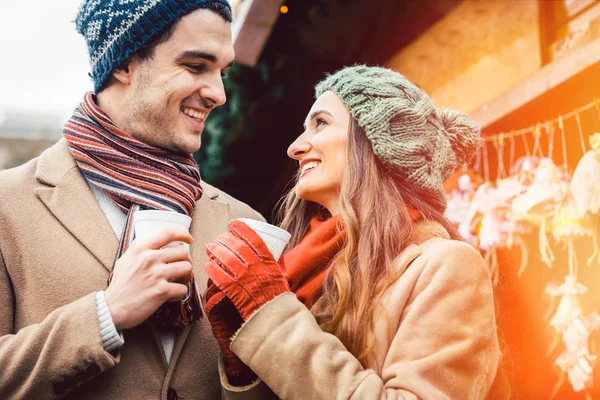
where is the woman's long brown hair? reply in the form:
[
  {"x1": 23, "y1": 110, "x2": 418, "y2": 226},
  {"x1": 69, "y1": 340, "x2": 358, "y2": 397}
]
[{"x1": 276, "y1": 118, "x2": 460, "y2": 366}]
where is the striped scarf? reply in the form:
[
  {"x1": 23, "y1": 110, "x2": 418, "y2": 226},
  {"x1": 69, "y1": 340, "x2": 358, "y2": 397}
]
[{"x1": 64, "y1": 92, "x2": 203, "y2": 327}]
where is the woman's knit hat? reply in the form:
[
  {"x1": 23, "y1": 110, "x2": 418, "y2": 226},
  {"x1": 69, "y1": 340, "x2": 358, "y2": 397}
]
[
  {"x1": 315, "y1": 65, "x2": 481, "y2": 212},
  {"x1": 75, "y1": 0, "x2": 231, "y2": 92}
]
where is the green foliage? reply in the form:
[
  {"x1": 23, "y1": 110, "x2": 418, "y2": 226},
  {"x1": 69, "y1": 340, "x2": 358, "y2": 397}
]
[{"x1": 195, "y1": 62, "x2": 280, "y2": 183}]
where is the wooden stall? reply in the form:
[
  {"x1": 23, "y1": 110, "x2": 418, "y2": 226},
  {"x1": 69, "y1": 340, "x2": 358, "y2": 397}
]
[{"x1": 386, "y1": 1, "x2": 600, "y2": 398}]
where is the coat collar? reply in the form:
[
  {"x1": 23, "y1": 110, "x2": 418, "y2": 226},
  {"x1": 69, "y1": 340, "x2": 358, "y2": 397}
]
[
  {"x1": 387, "y1": 219, "x2": 452, "y2": 279},
  {"x1": 35, "y1": 138, "x2": 77, "y2": 186},
  {"x1": 410, "y1": 219, "x2": 451, "y2": 244},
  {"x1": 35, "y1": 139, "x2": 119, "y2": 272}
]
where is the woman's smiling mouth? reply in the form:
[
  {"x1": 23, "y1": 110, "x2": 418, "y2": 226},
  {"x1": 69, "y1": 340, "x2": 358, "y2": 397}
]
[{"x1": 300, "y1": 160, "x2": 321, "y2": 178}]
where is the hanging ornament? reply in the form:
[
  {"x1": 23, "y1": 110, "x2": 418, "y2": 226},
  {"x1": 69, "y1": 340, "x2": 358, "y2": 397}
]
[
  {"x1": 547, "y1": 275, "x2": 600, "y2": 396},
  {"x1": 571, "y1": 133, "x2": 600, "y2": 217},
  {"x1": 480, "y1": 101, "x2": 600, "y2": 396},
  {"x1": 512, "y1": 158, "x2": 569, "y2": 268},
  {"x1": 570, "y1": 133, "x2": 600, "y2": 265},
  {"x1": 552, "y1": 196, "x2": 593, "y2": 242},
  {"x1": 467, "y1": 175, "x2": 531, "y2": 283},
  {"x1": 444, "y1": 169, "x2": 483, "y2": 246}
]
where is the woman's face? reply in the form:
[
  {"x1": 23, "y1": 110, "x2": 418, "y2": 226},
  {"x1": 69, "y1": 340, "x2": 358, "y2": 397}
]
[{"x1": 287, "y1": 90, "x2": 350, "y2": 215}]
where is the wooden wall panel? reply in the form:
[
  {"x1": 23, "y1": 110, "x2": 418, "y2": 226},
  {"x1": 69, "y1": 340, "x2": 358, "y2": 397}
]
[{"x1": 385, "y1": 0, "x2": 541, "y2": 115}]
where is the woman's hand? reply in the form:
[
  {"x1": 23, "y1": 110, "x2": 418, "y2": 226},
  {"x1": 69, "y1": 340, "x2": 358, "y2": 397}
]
[
  {"x1": 204, "y1": 279, "x2": 257, "y2": 386},
  {"x1": 204, "y1": 220, "x2": 290, "y2": 321}
]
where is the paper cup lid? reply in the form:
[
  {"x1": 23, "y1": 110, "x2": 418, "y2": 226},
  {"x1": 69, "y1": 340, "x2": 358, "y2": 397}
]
[
  {"x1": 133, "y1": 210, "x2": 192, "y2": 228},
  {"x1": 236, "y1": 218, "x2": 291, "y2": 259}
]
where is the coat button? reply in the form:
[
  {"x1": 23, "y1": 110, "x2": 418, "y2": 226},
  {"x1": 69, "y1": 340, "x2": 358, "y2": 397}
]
[
  {"x1": 76, "y1": 371, "x2": 88, "y2": 383},
  {"x1": 53, "y1": 381, "x2": 66, "y2": 395},
  {"x1": 86, "y1": 364, "x2": 101, "y2": 375},
  {"x1": 63, "y1": 375, "x2": 76, "y2": 390},
  {"x1": 167, "y1": 387, "x2": 178, "y2": 400}
]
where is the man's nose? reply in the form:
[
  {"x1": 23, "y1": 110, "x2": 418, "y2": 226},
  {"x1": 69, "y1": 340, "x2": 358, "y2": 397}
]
[{"x1": 200, "y1": 75, "x2": 227, "y2": 108}]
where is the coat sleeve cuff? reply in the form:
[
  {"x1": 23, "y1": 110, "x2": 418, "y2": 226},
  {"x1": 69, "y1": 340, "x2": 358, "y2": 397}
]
[
  {"x1": 230, "y1": 292, "x2": 300, "y2": 352},
  {"x1": 95, "y1": 291, "x2": 124, "y2": 353},
  {"x1": 218, "y1": 355, "x2": 278, "y2": 400}
]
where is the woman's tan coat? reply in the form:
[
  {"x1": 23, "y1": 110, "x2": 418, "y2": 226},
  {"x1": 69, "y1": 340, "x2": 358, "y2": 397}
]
[{"x1": 222, "y1": 222, "x2": 500, "y2": 400}]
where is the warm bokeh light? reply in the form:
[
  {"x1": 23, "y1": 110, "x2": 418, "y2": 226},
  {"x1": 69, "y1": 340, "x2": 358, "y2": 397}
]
[{"x1": 280, "y1": 5, "x2": 289, "y2": 14}]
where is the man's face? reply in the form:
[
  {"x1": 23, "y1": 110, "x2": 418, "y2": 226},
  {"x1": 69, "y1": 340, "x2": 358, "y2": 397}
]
[{"x1": 122, "y1": 8, "x2": 234, "y2": 153}]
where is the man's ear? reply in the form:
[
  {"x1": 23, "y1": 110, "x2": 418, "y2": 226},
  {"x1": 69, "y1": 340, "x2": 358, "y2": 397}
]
[{"x1": 112, "y1": 55, "x2": 139, "y2": 85}]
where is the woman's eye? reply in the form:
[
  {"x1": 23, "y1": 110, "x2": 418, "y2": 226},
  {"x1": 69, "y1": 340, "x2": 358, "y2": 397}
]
[{"x1": 316, "y1": 118, "x2": 328, "y2": 127}]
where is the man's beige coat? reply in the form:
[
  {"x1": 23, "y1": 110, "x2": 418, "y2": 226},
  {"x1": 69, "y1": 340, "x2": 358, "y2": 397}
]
[{"x1": 0, "y1": 139, "x2": 273, "y2": 399}]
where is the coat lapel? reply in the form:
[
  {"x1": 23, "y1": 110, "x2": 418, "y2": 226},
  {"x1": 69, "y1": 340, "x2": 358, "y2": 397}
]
[
  {"x1": 168, "y1": 183, "x2": 231, "y2": 366},
  {"x1": 189, "y1": 184, "x2": 231, "y2": 283},
  {"x1": 34, "y1": 139, "x2": 118, "y2": 272}
]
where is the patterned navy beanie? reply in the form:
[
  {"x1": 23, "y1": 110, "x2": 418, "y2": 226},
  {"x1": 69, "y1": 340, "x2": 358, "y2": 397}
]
[{"x1": 75, "y1": 0, "x2": 232, "y2": 93}]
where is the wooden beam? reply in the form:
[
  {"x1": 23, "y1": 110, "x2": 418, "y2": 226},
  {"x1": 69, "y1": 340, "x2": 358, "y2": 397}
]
[
  {"x1": 470, "y1": 36, "x2": 600, "y2": 128},
  {"x1": 538, "y1": 0, "x2": 556, "y2": 66},
  {"x1": 385, "y1": 0, "x2": 541, "y2": 118},
  {"x1": 232, "y1": 0, "x2": 283, "y2": 67}
]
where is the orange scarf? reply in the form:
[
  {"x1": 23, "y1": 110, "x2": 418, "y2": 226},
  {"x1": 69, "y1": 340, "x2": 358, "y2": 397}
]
[
  {"x1": 285, "y1": 216, "x2": 345, "y2": 308},
  {"x1": 286, "y1": 209, "x2": 422, "y2": 309}
]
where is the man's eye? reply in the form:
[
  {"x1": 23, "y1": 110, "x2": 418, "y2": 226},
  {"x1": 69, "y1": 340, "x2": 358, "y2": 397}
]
[
  {"x1": 221, "y1": 70, "x2": 228, "y2": 79},
  {"x1": 187, "y1": 64, "x2": 206, "y2": 73}
]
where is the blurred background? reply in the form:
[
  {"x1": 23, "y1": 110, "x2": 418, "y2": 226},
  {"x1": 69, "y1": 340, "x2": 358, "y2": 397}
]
[{"x1": 2, "y1": 0, "x2": 600, "y2": 398}]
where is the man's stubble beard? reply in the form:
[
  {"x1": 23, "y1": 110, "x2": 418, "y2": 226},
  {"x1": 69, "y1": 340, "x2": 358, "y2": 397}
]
[{"x1": 126, "y1": 72, "x2": 180, "y2": 151}]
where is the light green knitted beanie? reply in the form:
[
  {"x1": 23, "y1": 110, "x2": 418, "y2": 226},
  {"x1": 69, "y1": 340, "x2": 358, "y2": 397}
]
[{"x1": 314, "y1": 65, "x2": 481, "y2": 212}]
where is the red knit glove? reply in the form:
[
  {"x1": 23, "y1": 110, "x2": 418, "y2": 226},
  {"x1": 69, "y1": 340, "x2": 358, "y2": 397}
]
[
  {"x1": 204, "y1": 220, "x2": 290, "y2": 321},
  {"x1": 204, "y1": 279, "x2": 257, "y2": 386}
]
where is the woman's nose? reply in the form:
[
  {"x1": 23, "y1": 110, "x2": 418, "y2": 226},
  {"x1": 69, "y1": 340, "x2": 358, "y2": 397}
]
[{"x1": 287, "y1": 134, "x2": 311, "y2": 160}]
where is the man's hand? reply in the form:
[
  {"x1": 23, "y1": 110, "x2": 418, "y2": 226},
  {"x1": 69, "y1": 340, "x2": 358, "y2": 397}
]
[{"x1": 104, "y1": 228, "x2": 193, "y2": 330}]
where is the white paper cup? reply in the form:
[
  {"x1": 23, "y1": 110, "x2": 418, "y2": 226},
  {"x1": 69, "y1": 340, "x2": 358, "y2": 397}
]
[
  {"x1": 236, "y1": 218, "x2": 291, "y2": 260},
  {"x1": 133, "y1": 210, "x2": 192, "y2": 250},
  {"x1": 134, "y1": 210, "x2": 194, "y2": 302}
]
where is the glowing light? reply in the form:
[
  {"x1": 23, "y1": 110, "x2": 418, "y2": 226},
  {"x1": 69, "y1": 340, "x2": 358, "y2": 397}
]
[{"x1": 280, "y1": 5, "x2": 288, "y2": 14}]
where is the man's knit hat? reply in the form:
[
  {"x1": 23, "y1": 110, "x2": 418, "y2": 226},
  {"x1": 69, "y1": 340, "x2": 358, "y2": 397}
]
[
  {"x1": 315, "y1": 65, "x2": 481, "y2": 212},
  {"x1": 75, "y1": 0, "x2": 231, "y2": 92}
]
